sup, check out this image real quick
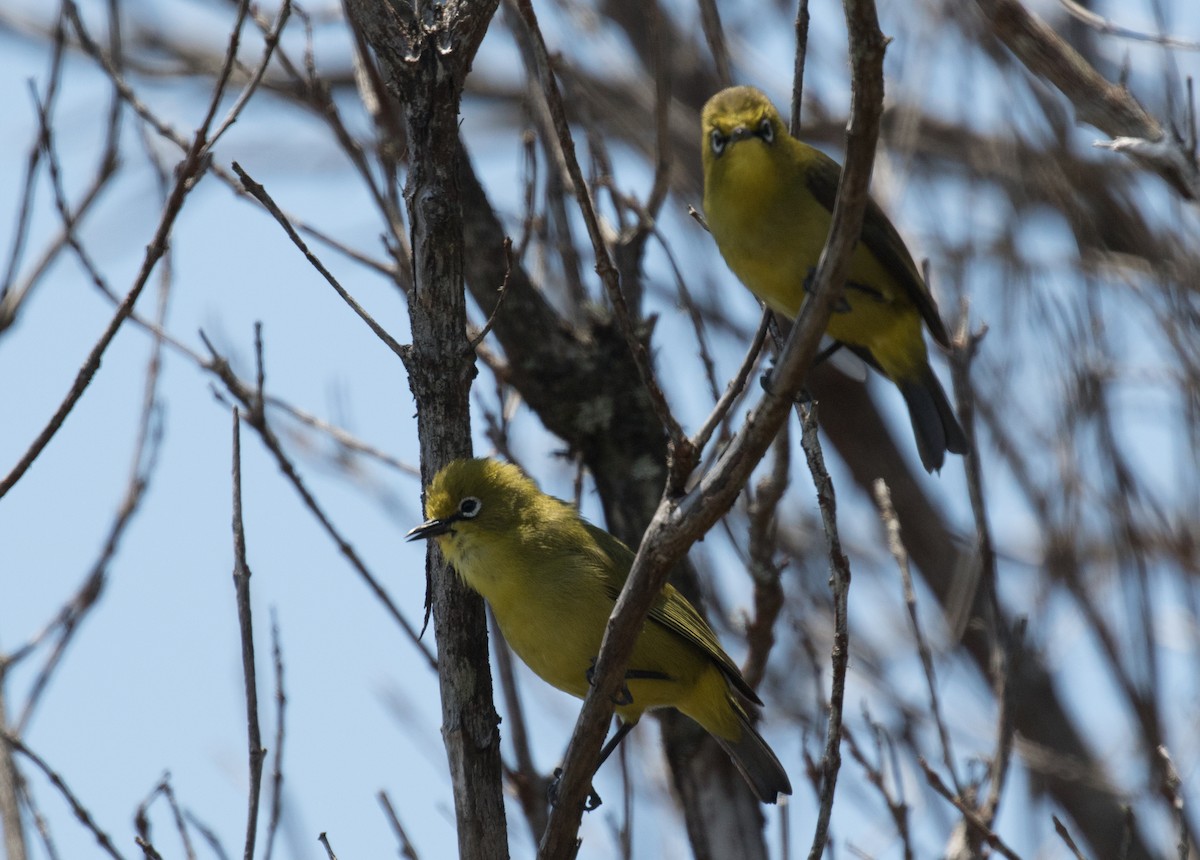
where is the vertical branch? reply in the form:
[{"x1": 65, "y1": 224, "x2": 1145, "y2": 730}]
[
  {"x1": 262, "y1": 612, "x2": 287, "y2": 860},
  {"x1": 0, "y1": 666, "x2": 27, "y2": 860},
  {"x1": 800, "y1": 404, "x2": 851, "y2": 860},
  {"x1": 791, "y1": 0, "x2": 811, "y2": 137},
  {"x1": 230, "y1": 408, "x2": 266, "y2": 860},
  {"x1": 343, "y1": 3, "x2": 508, "y2": 857},
  {"x1": 489, "y1": 613, "x2": 550, "y2": 841},
  {"x1": 697, "y1": 0, "x2": 732, "y2": 89},
  {"x1": 742, "y1": 426, "x2": 790, "y2": 689},
  {"x1": 873, "y1": 479, "x2": 961, "y2": 795}
]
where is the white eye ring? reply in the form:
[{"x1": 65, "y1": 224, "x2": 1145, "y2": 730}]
[
  {"x1": 710, "y1": 129, "x2": 727, "y2": 156},
  {"x1": 458, "y1": 496, "x2": 482, "y2": 519},
  {"x1": 758, "y1": 118, "x2": 774, "y2": 143}
]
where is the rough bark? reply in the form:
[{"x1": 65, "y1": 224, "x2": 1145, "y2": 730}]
[{"x1": 344, "y1": 3, "x2": 508, "y2": 857}]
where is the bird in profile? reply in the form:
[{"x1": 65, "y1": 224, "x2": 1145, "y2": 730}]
[
  {"x1": 702, "y1": 85, "x2": 969, "y2": 472},
  {"x1": 407, "y1": 458, "x2": 792, "y2": 806}
]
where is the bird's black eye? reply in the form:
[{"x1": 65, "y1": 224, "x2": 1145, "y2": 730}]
[
  {"x1": 758, "y1": 117, "x2": 774, "y2": 143},
  {"x1": 709, "y1": 129, "x2": 727, "y2": 156},
  {"x1": 458, "y1": 496, "x2": 482, "y2": 519}
]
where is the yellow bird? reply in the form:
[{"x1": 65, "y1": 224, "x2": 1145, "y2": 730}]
[
  {"x1": 406, "y1": 458, "x2": 791, "y2": 805},
  {"x1": 702, "y1": 85, "x2": 968, "y2": 472}
]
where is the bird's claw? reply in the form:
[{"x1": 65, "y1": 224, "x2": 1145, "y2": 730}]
[{"x1": 548, "y1": 767, "x2": 603, "y2": 811}]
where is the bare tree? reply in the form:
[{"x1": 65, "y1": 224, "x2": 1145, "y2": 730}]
[{"x1": 1, "y1": 0, "x2": 1197, "y2": 857}]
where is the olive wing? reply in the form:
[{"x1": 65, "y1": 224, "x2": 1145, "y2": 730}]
[
  {"x1": 584, "y1": 522, "x2": 762, "y2": 706},
  {"x1": 801, "y1": 147, "x2": 952, "y2": 348}
]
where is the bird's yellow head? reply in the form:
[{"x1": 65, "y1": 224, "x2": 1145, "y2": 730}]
[
  {"x1": 406, "y1": 458, "x2": 530, "y2": 539},
  {"x1": 405, "y1": 458, "x2": 538, "y2": 568},
  {"x1": 700, "y1": 86, "x2": 785, "y2": 172}
]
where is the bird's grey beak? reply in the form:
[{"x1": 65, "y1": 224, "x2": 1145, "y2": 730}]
[
  {"x1": 405, "y1": 518, "x2": 453, "y2": 541},
  {"x1": 730, "y1": 125, "x2": 755, "y2": 143}
]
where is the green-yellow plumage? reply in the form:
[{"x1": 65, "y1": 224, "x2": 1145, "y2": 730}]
[
  {"x1": 702, "y1": 85, "x2": 968, "y2": 472},
  {"x1": 406, "y1": 458, "x2": 791, "y2": 804}
]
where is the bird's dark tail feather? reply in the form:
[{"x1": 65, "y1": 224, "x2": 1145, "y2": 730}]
[
  {"x1": 899, "y1": 367, "x2": 969, "y2": 473},
  {"x1": 714, "y1": 709, "x2": 792, "y2": 804}
]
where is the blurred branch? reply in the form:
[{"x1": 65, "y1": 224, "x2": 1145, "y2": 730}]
[
  {"x1": 0, "y1": 675, "x2": 27, "y2": 860},
  {"x1": 843, "y1": 722, "x2": 913, "y2": 857},
  {"x1": 920, "y1": 758, "x2": 1022, "y2": 860},
  {"x1": 262, "y1": 612, "x2": 287, "y2": 860},
  {"x1": 1052, "y1": 815, "x2": 1091, "y2": 860},
  {"x1": 378, "y1": 792, "x2": 421, "y2": 860},
  {"x1": 977, "y1": 617, "x2": 1024, "y2": 842},
  {"x1": 513, "y1": 0, "x2": 687, "y2": 474},
  {"x1": 810, "y1": 360, "x2": 1159, "y2": 858},
  {"x1": 490, "y1": 613, "x2": 550, "y2": 842},
  {"x1": 873, "y1": 479, "x2": 960, "y2": 794},
  {"x1": 3, "y1": 734, "x2": 125, "y2": 860},
  {"x1": 742, "y1": 426, "x2": 789, "y2": 689},
  {"x1": 1058, "y1": 0, "x2": 1200, "y2": 51},
  {"x1": 0, "y1": 6, "x2": 120, "y2": 336},
  {"x1": 974, "y1": 0, "x2": 1200, "y2": 198},
  {"x1": 134, "y1": 774, "x2": 196, "y2": 860},
  {"x1": 791, "y1": 0, "x2": 811, "y2": 137}
]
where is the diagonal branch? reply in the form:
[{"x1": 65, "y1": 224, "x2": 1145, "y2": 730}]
[
  {"x1": 537, "y1": 0, "x2": 888, "y2": 851},
  {"x1": 974, "y1": 0, "x2": 1200, "y2": 199}
]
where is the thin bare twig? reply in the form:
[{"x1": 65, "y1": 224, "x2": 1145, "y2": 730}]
[
  {"x1": 232, "y1": 162, "x2": 405, "y2": 359},
  {"x1": 873, "y1": 479, "x2": 960, "y2": 794},
  {"x1": 14, "y1": 248, "x2": 168, "y2": 732},
  {"x1": 134, "y1": 774, "x2": 195, "y2": 860},
  {"x1": 1, "y1": 5, "x2": 120, "y2": 335},
  {"x1": 230, "y1": 407, "x2": 267, "y2": 860},
  {"x1": 377, "y1": 792, "x2": 421, "y2": 860},
  {"x1": 3, "y1": 734, "x2": 125, "y2": 860},
  {"x1": 0, "y1": 0, "x2": 251, "y2": 499},
  {"x1": 978, "y1": 618, "x2": 1025, "y2": 833},
  {"x1": 802, "y1": 403, "x2": 852, "y2": 860},
  {"x1": 208, "y1": 0, "x2": 293, "y2": 148},
  {"x1": 689, "y1": 310, "x2": 770, "y2": 457},
  {"x1": 742, "y1": 427, "x2": 790, "y2": 689},
  {"x1": 467, "y1": 238, "x2": 514, "y2": 352},
  {"x1": 0, "y1": 673, "x2": 27, "y2": 860},
  {"x1": 513, "y1": 0, "x2": 689, "y2": 483},
  {"x1": 1052, "y1": 815, "x2": 1090, "y2": 860},
  {"x1": 843, "y1": 723, "x2": 913, "y2": 859},
  {"x1": 262, "y1": 612, "x2": 287, "y2": 860},
  {"x1": 920, "y1": 758, "x2": 1023, "y2": 860},
  {"x1": 974, "y1": 0, "x2": 1200, "y2": 198},
  {"x1": 489, "y1": 613, "x2": 550, "y2": 841},
  {"x1": 1058, "y1": 0, "x2": 1200, "y2": 50},
  {"x1": 135, "y1": 836, "x2": 164, "y2": 860},
  {"x1": 317, "y1": 832, "x2": 338, "y2": 860},
  {"x1": 201, "y1": 330, "x2": 436, "y2": 669},
  {"x1": 182, "y1": 811, "x2": 230, "y2": 860},
  {"x1": 791, "y1": 0, "x2": 811, "y2": 138}
]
